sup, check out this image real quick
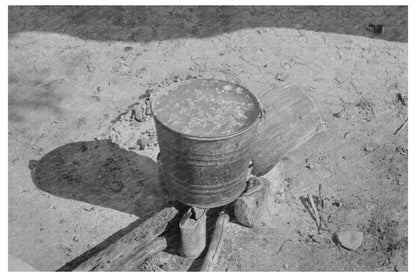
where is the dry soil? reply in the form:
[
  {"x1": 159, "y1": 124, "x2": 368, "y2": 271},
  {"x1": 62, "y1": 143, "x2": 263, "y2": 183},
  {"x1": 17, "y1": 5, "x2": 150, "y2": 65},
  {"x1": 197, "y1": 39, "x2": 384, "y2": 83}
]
[{"x1": 8, "y1": 6, "x2": 407, "y2": 271}]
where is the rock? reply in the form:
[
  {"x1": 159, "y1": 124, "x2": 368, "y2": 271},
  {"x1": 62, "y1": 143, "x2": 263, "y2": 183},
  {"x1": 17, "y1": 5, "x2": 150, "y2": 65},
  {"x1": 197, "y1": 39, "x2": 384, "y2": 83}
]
[
  {"x1": 332, "y1": 112, "x2": 342, "y2": 118},
  {"x1": 234, "y1": 177, "x2": 270, "y2": 228},
  {"x1": 138, "y1": 137, "x2": 148, "y2": 150},
  {"x1": 126, "y1": 138, "x2": 138, "y2": 150},
  {"x1": 396, "y1": 146, "x2": 407, "y2": 156},
  {"x1": 364, "y1": 146, "x2": 374, "y2": 152},
  {"x1": 336, "y1": 230, "x2": 364, "y2": 250},
  {"x1": 283, "y1": 263, "x2": 290, "y2": 269},
  {"x1": 396, "y1": 93, "x2": 407, "y2": 106},
  {"x1": 61, "y1": 245, "x2": 72, "y2": 256},
  {"x1": 275, "y1": 72, "x2": 290, "y2": 81},
  {"x1": 390, "y1": 250, "x2": 407, "y2": 271},
  {"x1": 145, "y1": 105, "x2": 152, "y2": 116},
  {"x1": 134, "y1": 105, "x2": 148, "y2": 122},
  {"x1": 332, "y1": 200, "x2": 343, "y2": 207},
  {"x1": 305, "y1": 159, "x2": 313, "y2": 169},
  {"x1": 28, "y1": 160, "x2": 38, "y2": 170},
  {"x1": 86, "y1": 64, "x2": 94, "y2": 72}
]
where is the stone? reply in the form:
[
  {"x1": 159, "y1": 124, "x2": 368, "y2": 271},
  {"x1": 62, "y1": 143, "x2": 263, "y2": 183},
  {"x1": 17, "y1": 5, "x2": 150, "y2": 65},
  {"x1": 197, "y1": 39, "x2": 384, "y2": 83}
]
[
  {"x1": 364, "y1": 146, "x2": 374, "y2": 152},
  {"x1": 138, "y1": 137, "x2": 148, "y2": 150},
  {"x1": 234, "y1": 177, "x2": 270, "y2": 228},
  {"x1": 28, "y1": 159, "x2": 38, "y2": 170},
  {"x1": 333, "y1": 112, "x2": 342, "y2": 118},
  {"x1": 275, "y1": 72, "x2": 290, "y2": 81},
  {"x1": 336, "y1": 230, "x2": 364, "y2": 250}
]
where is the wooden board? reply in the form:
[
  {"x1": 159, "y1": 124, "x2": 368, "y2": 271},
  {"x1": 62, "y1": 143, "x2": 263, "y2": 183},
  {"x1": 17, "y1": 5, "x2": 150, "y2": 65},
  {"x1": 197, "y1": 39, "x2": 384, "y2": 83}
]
[
  {"x1": 58, "y1": 205, "x2": 180, "y2": 271},
  {"x1": 252, "y1": 85, "x2": 325, "y2": 176}
]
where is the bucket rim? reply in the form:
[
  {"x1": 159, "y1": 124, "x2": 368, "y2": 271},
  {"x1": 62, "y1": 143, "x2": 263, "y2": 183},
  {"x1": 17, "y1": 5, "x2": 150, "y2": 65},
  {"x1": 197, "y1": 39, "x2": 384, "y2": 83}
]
[{"x1": 150, "y1": 78, "x2": 261, "y2": 141}]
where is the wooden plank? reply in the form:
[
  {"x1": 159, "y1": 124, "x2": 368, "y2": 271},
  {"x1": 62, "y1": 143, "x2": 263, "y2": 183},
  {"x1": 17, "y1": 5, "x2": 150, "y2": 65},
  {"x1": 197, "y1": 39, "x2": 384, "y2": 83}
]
[
  {"x1": 58, "y1": 205, "x2": 180, "y2": 271},
  {"x1": 113, "y1": 237, "x2": 168, "y2": 271},
  {"x1": 252, "y1": 85, "x2": 325, "y2": 176}
]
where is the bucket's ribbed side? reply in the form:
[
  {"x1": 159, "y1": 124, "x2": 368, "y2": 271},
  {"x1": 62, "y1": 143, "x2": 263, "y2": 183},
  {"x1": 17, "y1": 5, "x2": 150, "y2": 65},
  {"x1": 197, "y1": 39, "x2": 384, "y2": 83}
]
[{"x1": 155, "y1": 118, "x2": 258, "y2": 208}]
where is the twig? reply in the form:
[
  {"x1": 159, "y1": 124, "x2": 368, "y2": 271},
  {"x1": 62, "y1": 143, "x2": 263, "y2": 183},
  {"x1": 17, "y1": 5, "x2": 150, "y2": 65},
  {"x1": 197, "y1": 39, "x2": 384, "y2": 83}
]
[
  {"x1": 308, "y1": 193, "x2": 321, "y2": 230},
  {"x1": 394, "y1": 118, "x2": 408, "y2": 135},
  {"x1": 272, "y1": 239, "x2": 292, "y2": 256},
  {"x1": 318, "y1": 184, "x2": 328, "y2": 228},
  {"x1": 318, "y1": 184, "x2": 324, "y2": 210}
]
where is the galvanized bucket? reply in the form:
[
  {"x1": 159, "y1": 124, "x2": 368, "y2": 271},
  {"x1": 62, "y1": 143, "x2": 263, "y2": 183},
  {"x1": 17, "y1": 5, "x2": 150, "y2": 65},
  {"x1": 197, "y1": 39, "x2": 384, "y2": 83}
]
[{"x1": 152, "y1": 79, "x2": 261, "y2": 208}]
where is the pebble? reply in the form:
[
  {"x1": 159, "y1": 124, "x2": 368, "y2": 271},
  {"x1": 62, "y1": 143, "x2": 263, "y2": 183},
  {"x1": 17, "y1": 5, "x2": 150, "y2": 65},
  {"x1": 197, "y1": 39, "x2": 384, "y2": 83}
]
[
  {"x1": 283, "y1": 263, "x2": 290, "y2": 269},
  {"x1": 138, "y1": 137, "x2": 148, "y2": 150},
  {"x1": 394, "y1": 263, "x2": 406, "y2": 271},
  {"x1": 333, "y1": 112, "x2": 342, "y2": 118},
  {"x1": 364, "y1": 146, "x2": 374, "y2": 152},
  {"x1": 332, "y1": 200, "x2": 343, "y2": 207},
  {"x1": 86, "y1": 64, "x2": 94, "y2": 72},
  {"x1": 28, "y1": 160, "x2": 38, "y2": 170},
  {"x1": 126, "y1": 137, "x2": 138, "y2": 150},
  {"x1": 134, "y1": 107, "x2": 146, "y2": 122},
  {"x1": 223, "y1": 84, "x2": 233, "y2": 91},
  {"x1": 276, "y1": 72, "x2": 290, "y2": 81},
  {"x1": 336, "y1": 230, "x2": 364, "y2": 250},
  {"x1": 63, "y1": 246, "x2": 72, "y2": 255}
]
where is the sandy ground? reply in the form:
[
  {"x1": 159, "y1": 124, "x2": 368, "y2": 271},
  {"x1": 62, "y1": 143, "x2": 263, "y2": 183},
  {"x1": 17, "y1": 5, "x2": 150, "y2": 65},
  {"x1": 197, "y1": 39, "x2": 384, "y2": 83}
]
[{"x1": 8, "y1": 6, "x2": 407, "y2": 271}]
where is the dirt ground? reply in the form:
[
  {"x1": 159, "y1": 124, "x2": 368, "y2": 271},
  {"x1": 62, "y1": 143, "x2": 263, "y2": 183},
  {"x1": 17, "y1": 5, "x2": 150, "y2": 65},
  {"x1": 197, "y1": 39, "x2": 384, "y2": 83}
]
[{"x1": 8, "y1": 6, "x2": 407, "y2": 271}]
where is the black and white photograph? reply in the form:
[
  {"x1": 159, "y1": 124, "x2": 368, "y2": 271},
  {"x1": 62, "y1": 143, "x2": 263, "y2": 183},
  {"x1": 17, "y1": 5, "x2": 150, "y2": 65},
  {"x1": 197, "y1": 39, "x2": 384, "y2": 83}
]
[{"x1": 6, "y1": 3, "x2": 410, "y2": 272}]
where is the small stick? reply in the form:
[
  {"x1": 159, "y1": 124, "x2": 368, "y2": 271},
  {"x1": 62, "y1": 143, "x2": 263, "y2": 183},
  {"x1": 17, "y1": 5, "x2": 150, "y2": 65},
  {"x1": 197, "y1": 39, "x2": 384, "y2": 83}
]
[
  {"x1": 272, "y1": 239, "x2": 292, "y2": 256},
  {"x1": 318, "y1": 184, "x2": 324, "y2": 210},
  {"x1": 308, "y1": 194, "x2": 320, "y2": 230},
  {"x1": 318, "y1": 184, "x2": 327, "y2": 228},
  {"x1": 394, "y1": 118, "x2": 408, "y2": 135}
]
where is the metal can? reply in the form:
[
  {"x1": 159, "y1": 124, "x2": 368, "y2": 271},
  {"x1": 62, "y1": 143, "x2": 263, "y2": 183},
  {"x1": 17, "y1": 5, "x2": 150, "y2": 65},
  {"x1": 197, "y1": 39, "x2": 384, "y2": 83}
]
[{"x1": 152, "y1": 79, "x2": 261, "y2": 208}]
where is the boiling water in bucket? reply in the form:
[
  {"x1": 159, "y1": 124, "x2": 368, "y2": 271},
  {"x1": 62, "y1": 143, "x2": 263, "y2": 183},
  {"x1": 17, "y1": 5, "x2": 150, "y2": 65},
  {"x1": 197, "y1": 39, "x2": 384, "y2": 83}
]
[{"x1": 152, "y1": 79, "x2": 261, "y2": 208}]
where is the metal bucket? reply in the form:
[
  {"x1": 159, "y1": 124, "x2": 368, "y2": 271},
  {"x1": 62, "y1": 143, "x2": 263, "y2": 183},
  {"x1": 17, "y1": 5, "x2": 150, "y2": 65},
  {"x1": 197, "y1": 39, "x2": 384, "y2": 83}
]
[{"x1": 152, "y1": 79, "x2": 261, "y2": 208}]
